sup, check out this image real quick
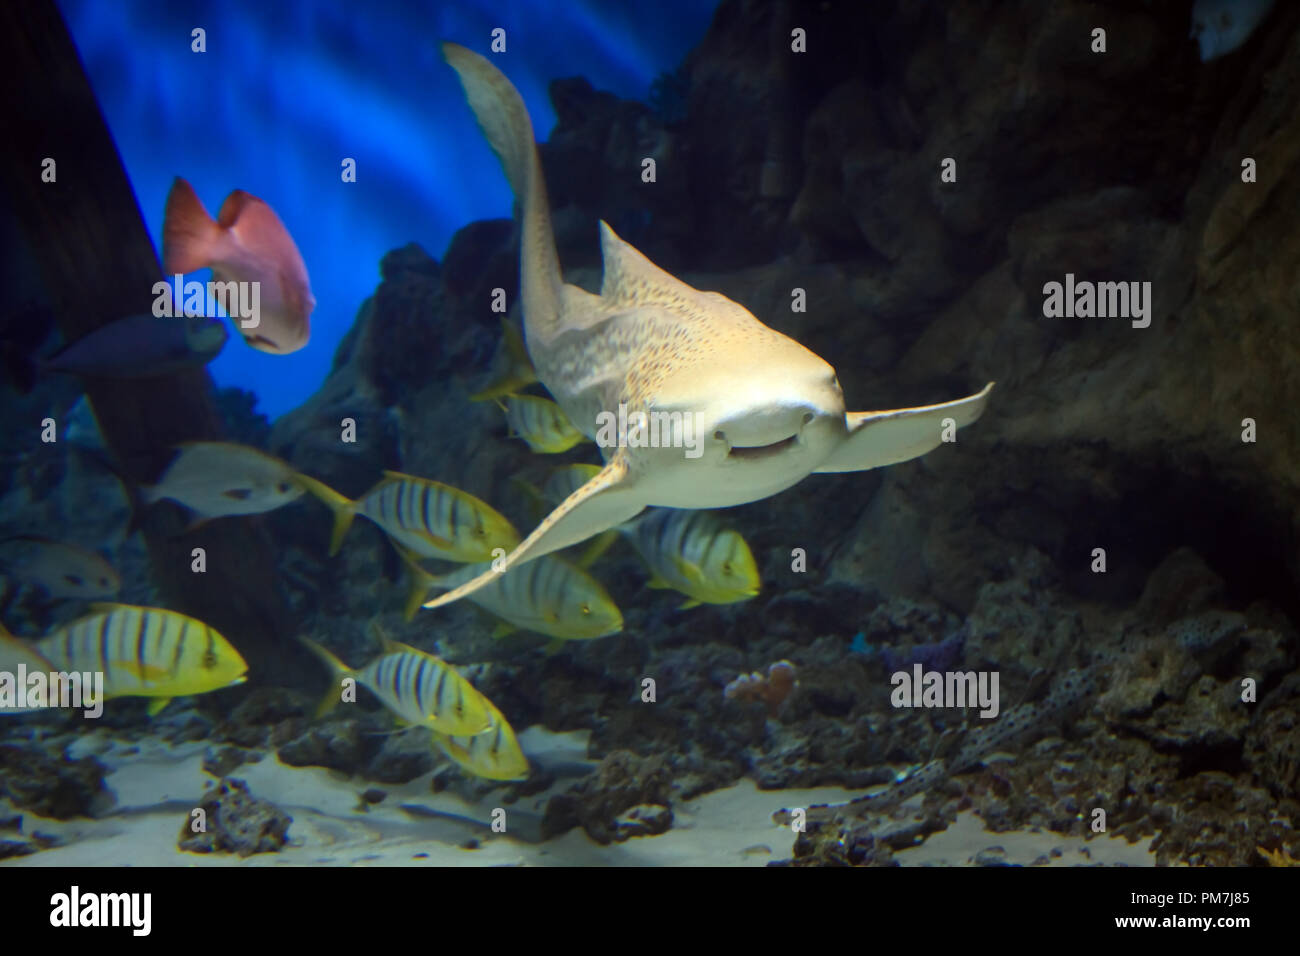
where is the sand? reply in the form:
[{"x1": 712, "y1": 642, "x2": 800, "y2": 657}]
[{"x1": 1, "y1": 728, "x2": 1156, "y2": 867}]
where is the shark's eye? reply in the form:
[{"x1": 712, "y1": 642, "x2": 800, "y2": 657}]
[
  {"x1": 713, "y1": 430, "x2": 725, "y2": 442},
  {"x1": 802, "y1": 412, "x2": 813, "y2": 426}
]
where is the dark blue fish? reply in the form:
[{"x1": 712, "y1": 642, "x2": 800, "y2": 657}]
[{"x1": 40, "y1": 312, "x2": 228, "y2": 380}]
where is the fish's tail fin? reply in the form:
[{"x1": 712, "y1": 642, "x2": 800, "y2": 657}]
[
  {"x1": 162, "y1": 177, "x2": 223, "y2": 275},
  {"x1": 442, "y1": 43, "x2": 562, "y2": 342},
  {"x1": 297, "y1": 636, "x2": 354, "y2": 718},
  {"x1": 574, "y1": 528, "x2": 620, "y2": 569},
  {"x1": 392, "y1": 543, "x2": 450, "y2": 621},
  {"x1": 294, "y1": 473, "x2": 358, "y2": 556}
]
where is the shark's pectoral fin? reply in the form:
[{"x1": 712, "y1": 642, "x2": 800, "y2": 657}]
[
  {"x1": 422, "y1": 455, "x2": 644, "y2": 610},
  {"x1": 815, "y1": 382, "x2": 994, "y2": 474}
]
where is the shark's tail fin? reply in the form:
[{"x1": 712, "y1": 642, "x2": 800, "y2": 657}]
[{"x1": 443, "y1": 42, "x2": 562, "y2": 343}]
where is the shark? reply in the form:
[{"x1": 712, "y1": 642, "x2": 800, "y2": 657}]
[{"x1": 425, "y1": 43, "x2": 994, "y2": 611}]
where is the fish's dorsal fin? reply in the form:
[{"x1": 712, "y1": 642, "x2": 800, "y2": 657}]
[
  {"x1": 217, "y1": 190, "x2": 258, "y2": 228},
  {"x1": 367, "y1": 619, "x2": 398, "y2": 654},
  {"x1": 87, "y1": 602, "x2": 129, "y2": 615},
  {"x1": 368, "y1": 619, "x2": 425, "y2": 659},
  {"x1": 598, "y1": 221, "x2": 698, "y2": 308}
]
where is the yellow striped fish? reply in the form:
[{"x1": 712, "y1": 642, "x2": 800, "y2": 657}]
[
  {"x1": 621, "y1": 509, "x2": 760, "y2": 609},
  {"x1": 542, "y1": 463, "x2": 602, "y2": 502},
  {"x1": 469, "y1": 318, "x2": 538, "y2": 402},
  {"x1": 296, "y1": 470, "x2": 520, "y2": 559},
  {"x1": 29, "y1": 604, "x2": 247, "y2": 714},
  {"x1": 500, "y1": 394, "x2": 588, "y2": 454},
  {"x1": 407, "y1": 549, "x2": 622, "y2": 643},
  {"x1": 541, "y1": 464, "x2": 619, "y2": 567},
  {"x1": 298, "y1": 634, "x2": 493, "y2": 736},
  {"x1": 0, "y1": 624, "x2": 57, "y2": 714},
  {"x1": 432, "y1": 696, "x2": 529, "y2": 781}
]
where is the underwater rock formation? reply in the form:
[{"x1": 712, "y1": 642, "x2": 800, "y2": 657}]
[
  {"x1": 177, "y1": 777, "x2": 292, "y2": 858},
  {"x1": 0, "y1": 744, "x2": 109, "y2": 819}
]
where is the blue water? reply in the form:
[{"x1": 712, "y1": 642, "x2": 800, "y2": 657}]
[{"x1": 59, "y1": 0, "x2": 718, "y2": 419}]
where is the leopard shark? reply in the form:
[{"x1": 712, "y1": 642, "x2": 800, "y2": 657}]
[{"x1": 425, "y1": 43, "x2": 993, "y2": 611}]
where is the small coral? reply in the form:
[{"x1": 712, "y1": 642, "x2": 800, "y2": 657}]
[{"x1": 724, "y1": 660, "x2": 798, "y2": 717}]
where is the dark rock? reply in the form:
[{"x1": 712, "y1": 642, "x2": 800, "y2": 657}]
[
  {"x1": 0, "y1": 839, "x2": 36, "y2": 859},
  {"x1": 0, "y1": 744, "x2": 109, "y2": 819},
  {"x1": 177, "y1": 777, "x2": 292, "y2": 858},
  {"x1": 613, "y1": 803, "x2": 673, "y2": 841},
  {"x1": 974, "y1": 846, "x2": 1012, "y2": 867},
  {"x1": 439, "y1": 219, "x2": 515, "y2": 305},
  {"x1": 541, "y1": 750, "x2": 674, "y2": 844},
  {"x1": 365, "y1": 732, "x2": 436, "y2": 784},
  {"x1": 202, "y1": 746, "x2": 261, "y2": 778},
  {"x1": 277, "y1": 719, "x2": 374, "y2": 773}
]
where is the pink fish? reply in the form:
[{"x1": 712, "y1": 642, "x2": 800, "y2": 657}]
[{"x1": 162, "y1": 177, "x2": 315, "y2": 355}]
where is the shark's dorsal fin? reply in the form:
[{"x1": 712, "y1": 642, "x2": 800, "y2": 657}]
[{"x1": 598, "y1": 221, "x2": 699, "y2": 309}]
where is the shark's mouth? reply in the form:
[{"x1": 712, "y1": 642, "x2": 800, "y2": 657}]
[{"x1": 724, "y1": 433, "x2": 799, "y2": 460}]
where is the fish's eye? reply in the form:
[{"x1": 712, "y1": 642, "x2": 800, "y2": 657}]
[
  {"x1": 722, "y1": 562, "x2": 733, "y2": 575},
  {"x1": 65, "y1": 574, "x2": 84, "y2": 586},
  {"x1": 202, "y1": 650, "x2": 217, "y2": 670},
  {"x1": 580, "y1": 603, "x2": 591, "y2": 615},
  {"x1": 277, "y1": 482, "x2": 292, "y2": 493}
]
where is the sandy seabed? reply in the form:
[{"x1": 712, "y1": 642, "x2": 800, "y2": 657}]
[{"x1": 1, "y1": 729, "x2": 1156, "y2": 867}]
